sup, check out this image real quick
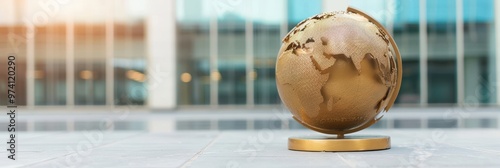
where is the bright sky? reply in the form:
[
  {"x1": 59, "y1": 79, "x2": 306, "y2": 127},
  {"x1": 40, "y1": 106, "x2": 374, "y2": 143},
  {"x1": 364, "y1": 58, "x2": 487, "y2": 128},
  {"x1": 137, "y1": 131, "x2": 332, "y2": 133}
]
[
  {"x1": 0, "y1": 0, "x2": 147, "y2": 25},
  {"x1": 0, "y1": 0, "x2": 494, "y2": 26}
]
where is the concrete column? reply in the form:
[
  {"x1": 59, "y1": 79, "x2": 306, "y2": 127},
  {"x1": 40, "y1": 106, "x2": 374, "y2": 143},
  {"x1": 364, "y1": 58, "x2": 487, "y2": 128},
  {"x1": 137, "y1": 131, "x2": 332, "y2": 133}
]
[{"x1": 147, "y1": 0, "x2": 177, "y2": 109}]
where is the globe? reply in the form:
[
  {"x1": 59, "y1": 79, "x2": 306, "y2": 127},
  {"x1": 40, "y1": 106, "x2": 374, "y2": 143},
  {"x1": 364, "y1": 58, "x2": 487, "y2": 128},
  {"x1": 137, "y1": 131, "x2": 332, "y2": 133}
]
[{"x1": 276, "y1": 8, "x2": 402, "y2": 136}]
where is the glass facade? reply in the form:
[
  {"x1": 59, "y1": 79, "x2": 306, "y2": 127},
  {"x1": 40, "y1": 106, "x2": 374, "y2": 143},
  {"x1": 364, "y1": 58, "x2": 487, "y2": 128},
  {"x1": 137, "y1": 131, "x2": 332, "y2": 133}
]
[
  {"x1": 392, "y1": 0, "x2": 421, "y2": 104},
  {"x1": 463, "y1": 0, "x2": 496, "y2": 104},
  {"x1": 176, "y1": 0, "x2": 497, "y2": 107},
  {"x1": 177, "y1": 0, "x2": 323, "y2": 106},
  {"x1": 176, "y1": 0, "x2": 211, "y2": 105},
  {"x1": 0, "y1": 0, "x2": 497, "y2": 107},
  {"x1": 426, "y1": 0, "x2": 458, "y2": 104},
  {"x1": 0, "y1": 0, "x2": 148, "y2": 106}
]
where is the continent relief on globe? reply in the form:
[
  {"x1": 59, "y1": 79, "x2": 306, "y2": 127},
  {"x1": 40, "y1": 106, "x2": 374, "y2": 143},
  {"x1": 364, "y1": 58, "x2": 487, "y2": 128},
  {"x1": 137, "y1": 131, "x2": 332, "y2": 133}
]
[{"x1": 276, "y1": 12, "x2": 398, "y2": 134}]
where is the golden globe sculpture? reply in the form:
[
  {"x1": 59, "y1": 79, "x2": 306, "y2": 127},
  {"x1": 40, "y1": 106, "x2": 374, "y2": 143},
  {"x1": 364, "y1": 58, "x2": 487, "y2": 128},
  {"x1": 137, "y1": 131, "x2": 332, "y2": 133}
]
[{"x1": 276, "y1": 7, "x2": 402, "y2": 151}]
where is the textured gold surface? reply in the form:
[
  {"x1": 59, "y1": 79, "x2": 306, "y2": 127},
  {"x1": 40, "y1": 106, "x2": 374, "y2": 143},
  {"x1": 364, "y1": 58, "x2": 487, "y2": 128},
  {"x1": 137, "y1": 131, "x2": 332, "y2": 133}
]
[
  {"x1": 288, "y1": 136, "x2": 390, "y2": 152},
  {"x1": 276, "y1": 7, "x2": 402, "y2": 135}
]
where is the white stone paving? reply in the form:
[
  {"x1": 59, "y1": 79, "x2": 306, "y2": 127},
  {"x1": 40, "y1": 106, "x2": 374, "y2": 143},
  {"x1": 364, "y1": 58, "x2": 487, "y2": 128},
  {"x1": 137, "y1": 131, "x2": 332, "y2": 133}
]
[{"x1": 1, "y1": 129, "x2": 500, "y2": 167}]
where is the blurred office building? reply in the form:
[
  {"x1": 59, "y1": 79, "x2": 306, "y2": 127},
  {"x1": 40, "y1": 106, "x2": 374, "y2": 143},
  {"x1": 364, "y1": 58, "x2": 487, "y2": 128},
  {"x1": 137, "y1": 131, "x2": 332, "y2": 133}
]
[{"x1": 0, "y1": 0, "x2": 498, "y2": 112}]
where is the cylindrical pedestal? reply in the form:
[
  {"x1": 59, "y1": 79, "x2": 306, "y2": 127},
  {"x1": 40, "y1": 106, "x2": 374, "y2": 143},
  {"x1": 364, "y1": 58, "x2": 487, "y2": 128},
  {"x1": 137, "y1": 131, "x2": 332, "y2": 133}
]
[{"x1": 288, "y1": 135, "x2": 390, "y2": 152}]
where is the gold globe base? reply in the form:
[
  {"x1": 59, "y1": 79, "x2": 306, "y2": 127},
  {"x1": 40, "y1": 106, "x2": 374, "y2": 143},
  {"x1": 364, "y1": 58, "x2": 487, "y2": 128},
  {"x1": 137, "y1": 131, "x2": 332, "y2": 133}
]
[{"x1": 288, "y1": 135, "x2": 390, "y2": 152}]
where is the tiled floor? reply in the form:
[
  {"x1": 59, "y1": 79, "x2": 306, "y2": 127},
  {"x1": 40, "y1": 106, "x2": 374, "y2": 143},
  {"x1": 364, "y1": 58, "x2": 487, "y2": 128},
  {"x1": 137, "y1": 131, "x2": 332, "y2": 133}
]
[{"x1": 1, "y1": 129, "x2": 500, "y2": 167}]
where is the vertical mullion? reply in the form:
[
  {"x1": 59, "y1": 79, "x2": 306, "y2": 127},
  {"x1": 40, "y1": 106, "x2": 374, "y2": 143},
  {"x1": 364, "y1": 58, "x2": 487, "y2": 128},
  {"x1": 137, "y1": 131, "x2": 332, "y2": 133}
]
[
  {"x1": 419, "y1": 0, "x2": 428, "y2": 105},
  {"x1": 26, "y1": 1, "x2": 35, "y2": 108},
  {"x1": 210, "y1": 10, "x2": 218, "y2": 106},
  {"x1": 66, "y1": 14, "x2": 75, "y2": 107},
  {"x1": 66, "y1": 9, "x2": 75, "y2": 107},
  {"x1": 106, "y1": 0, "x2": 115, "y2": 107},
  {"x1": 386, "y1": 0, "x2": 395, "y2": 35},
  {"x1": 280, "y1": 0, "x2": 288, "y2": 39},
  {"x1": 245, "y1": 1, "x2": 254, "y2": 107},
  {"x1": 456, "y1": 0, "x2": 465, "y2": 105},
  {"x1": 47, "y1": 24, "x2": 54, "y2": 105},
  {"x1": 278, "y1": 0, "x2": 290, "y2": 104},
  {"x1": 495, "y1": 0, "x2": 500, "y2": 105},
  {"x1": 85, "y1": 20, "x2": 93, "y2": 105}
]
